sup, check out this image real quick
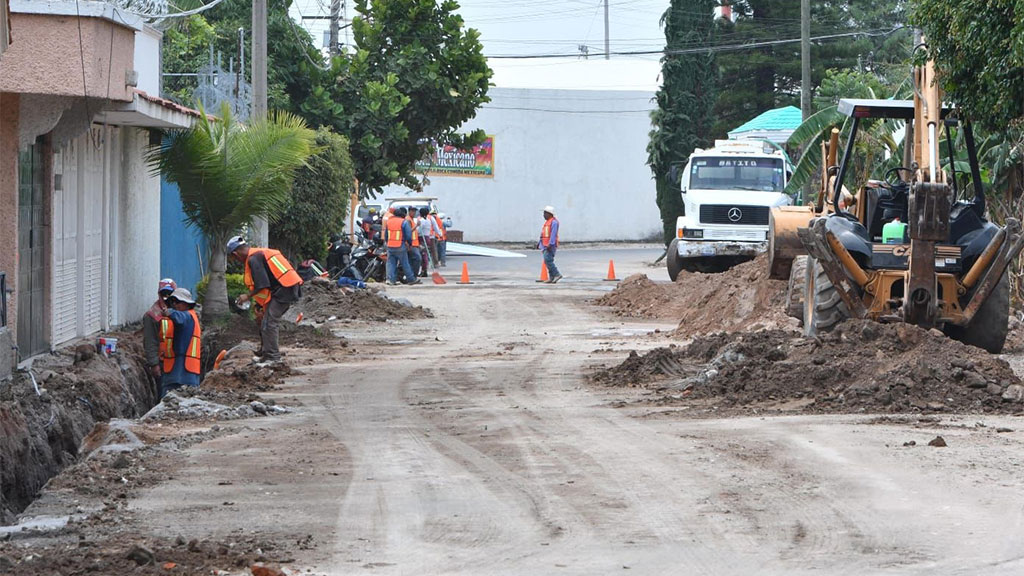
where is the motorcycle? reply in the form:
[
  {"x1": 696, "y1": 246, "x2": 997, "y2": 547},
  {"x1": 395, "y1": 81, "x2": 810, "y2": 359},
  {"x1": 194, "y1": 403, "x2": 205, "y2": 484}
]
[{"x1": 337, "y1": 232, "x2": 386, "y2": 283}]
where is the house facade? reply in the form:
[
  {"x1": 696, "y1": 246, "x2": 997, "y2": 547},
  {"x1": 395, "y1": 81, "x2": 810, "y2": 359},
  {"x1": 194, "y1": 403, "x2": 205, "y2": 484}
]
[{"x1": 0, "y1": 0, "x2": 196, "y2": 376}]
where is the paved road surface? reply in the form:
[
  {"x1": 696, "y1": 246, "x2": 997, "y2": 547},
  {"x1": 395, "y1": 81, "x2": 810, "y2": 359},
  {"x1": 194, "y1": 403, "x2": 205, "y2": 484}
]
[{"x1": 133, "y1": 247, "x2": 1024, "y2": 575}]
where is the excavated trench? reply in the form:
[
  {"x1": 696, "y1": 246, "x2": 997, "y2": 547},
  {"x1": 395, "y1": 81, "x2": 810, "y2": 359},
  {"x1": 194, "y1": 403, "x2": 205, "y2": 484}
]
[{"x1": 0, "y1": 333, "x2": 156, "y2": 524}]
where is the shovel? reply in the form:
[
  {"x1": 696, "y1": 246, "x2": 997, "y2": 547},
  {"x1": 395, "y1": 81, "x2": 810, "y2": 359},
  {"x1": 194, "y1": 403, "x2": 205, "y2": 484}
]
[{"x1": 431, "y1": 270, "x2": 447, "y2": 284}]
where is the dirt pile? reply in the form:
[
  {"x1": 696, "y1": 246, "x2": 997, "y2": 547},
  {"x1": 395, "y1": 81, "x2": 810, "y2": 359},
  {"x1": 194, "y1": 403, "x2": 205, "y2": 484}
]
[
  {"x1": 594, "y1": 319, "x2": 1024, "y2": 415},
  {"x1": 293, "y1": 278, "x2": 432, "y2": 322},
  {"x1": 595, "y1": 253, "x2": 791, "y2": 335},
  {"x1": 0, "y1": 333, "x2": 155, "y2": 524}
]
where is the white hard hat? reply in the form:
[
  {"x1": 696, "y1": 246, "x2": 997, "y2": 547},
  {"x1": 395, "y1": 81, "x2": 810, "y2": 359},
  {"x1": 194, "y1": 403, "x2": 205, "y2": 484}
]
[{"x1": 543, "y1": 205, "x2": 556, "y2": 215}]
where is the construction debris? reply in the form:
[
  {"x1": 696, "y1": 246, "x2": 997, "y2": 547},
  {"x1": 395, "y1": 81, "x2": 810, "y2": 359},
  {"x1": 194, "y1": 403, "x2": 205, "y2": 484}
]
[
  {"x1": 594, "y1": 319, "x2": 1024, "y2": 415},
  {"x1": 292, "y1": 278, "x2": 432, "y2": 323},
  {"x1": 596, "y1": 253, "x2": 793, "y2": 335}
]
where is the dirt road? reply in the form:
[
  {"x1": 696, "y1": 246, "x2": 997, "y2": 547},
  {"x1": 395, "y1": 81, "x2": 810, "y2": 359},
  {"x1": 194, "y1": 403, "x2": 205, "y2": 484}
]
[{"x1": 10, "y1": 247, "x2": 1024, "y2": 574}]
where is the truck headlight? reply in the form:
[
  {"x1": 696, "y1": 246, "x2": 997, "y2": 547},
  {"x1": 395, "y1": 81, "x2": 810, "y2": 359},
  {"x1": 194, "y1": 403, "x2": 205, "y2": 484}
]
[{"x1": 683, "y1": 228, "x2": 703, "y2": 239}]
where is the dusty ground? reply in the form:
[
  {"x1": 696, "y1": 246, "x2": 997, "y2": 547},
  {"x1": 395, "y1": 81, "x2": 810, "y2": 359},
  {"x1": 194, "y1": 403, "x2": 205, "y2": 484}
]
[{"x1": 4, "y1": 248, "x2": 1024, "y2": 575}]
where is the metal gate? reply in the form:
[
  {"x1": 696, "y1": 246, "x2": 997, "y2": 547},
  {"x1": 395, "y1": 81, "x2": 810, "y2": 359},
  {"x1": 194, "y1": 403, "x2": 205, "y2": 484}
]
[{"x1": 16, "y1": 140, "x2": 47, "y2": 357}]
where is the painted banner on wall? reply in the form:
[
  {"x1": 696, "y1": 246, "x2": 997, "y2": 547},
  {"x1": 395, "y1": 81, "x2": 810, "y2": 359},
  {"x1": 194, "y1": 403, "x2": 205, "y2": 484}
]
[{"x1": 416, "y1": 136, "x2": 494, "y2": 178}]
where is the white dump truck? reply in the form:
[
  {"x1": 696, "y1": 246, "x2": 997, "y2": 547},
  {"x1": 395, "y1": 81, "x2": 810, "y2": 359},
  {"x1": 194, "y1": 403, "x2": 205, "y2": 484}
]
[{"x1": 667, "y1": 139, "x2": 794, "y2": 281}]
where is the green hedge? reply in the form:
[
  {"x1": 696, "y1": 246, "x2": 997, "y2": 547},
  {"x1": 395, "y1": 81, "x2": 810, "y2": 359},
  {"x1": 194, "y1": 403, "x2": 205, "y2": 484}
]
[{"x1": 195, "y1": 273, "x2": 248, "y2": 307}]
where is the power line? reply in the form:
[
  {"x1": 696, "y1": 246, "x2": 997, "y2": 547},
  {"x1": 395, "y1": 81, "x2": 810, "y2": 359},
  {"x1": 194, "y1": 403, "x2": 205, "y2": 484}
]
[
  {"x1": 482, "y1": 105, "x2": 655, "y2": 114},
  {"x1": 487, "y1": 27, "x2": 903, "y2": 59}
]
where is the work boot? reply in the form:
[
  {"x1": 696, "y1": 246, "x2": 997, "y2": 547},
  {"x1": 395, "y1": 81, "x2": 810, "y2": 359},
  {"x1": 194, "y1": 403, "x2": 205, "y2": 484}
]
[{"x1": 550, "y1": 274, "x2": 563, "y2": 284}]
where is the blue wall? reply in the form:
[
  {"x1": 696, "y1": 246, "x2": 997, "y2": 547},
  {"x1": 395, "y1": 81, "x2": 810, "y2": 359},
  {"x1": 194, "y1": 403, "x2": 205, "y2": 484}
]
[{"x1": 160, "y1": 178, "x2": 208, "y2": 293}]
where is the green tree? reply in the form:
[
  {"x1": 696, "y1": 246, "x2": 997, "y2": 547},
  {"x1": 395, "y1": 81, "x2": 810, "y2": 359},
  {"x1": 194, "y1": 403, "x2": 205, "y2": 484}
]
[
  {"x1": 713, "y1": 0, "x2": 910, "y2": 137},
  {"x1": 148, "y1": 104, "x2": 318, "y2": 318},
  {"x1": 648, "y1": 0, "x2": 718, "y2": 245},
  {"x1": 162, "y1": 0, "x2": 324, "y2": 117},
  {"x1": 270, "y1": 128, "x2": 355, "y2": 263},
  {"x1": 323, "y1": 0, "x2": 492, "y2": 197},
  {"x1": 910, "y1": 0, "x2": 1024, "y2": 134}
]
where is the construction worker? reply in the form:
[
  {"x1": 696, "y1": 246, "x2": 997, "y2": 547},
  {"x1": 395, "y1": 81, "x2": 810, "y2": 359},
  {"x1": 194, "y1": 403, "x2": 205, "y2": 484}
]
[
  {"x1": 539, "y1": 205, "x2": 562, "y2": 283},
  {"x1": 405, "y1": 208, "x2": 423, "y2": 279},
  {"x1": 228, "y1": 235, "x2": 304, "y2": 363},
  {"x1": 421, "y1": 207, "x2": 439, "y2": 271},
  {"x1": 143, "y1": 278, "x2": 176, "y2": 386},
  {"x1": 385, "y1": 207, "x2": 419, "y2": 285},
  {"x1": 415, "y1": 207, "x2": 432, "y2": 277},
  {"x1": 159, "y1": 288, "x2": 201, "y2": 398},
  {"x1": 430, "y1": 207, "x2": 447, "y2": 267}
]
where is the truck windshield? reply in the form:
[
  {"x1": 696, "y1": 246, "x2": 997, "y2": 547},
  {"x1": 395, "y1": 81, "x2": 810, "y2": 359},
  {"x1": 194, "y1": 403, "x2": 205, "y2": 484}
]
[{"x1": 689, "y1": 157, "x2": 784, "y2": 192}]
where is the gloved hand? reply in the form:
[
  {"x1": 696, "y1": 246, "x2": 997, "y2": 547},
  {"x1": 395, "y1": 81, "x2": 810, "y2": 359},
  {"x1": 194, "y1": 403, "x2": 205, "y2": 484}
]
[{"x1": 148, "y1": 365, "x2": 161, "y2": 380}]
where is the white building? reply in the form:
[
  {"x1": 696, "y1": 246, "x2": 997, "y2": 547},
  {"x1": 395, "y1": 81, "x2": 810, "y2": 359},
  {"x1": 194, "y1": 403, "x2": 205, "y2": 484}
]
[{"x1": 383, "y1": 59, "x2": 663, "y2": 244}]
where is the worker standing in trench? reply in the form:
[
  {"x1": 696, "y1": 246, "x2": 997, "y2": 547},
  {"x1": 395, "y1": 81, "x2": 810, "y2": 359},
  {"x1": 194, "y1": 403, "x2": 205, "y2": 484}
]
[
  {"x1": 143, "y1": 278, "x2": 177, "y2": 392},
  {"x1": 159, "y1": 288, "x2": 201, "y2": 398},
  {"x1": 228, "y1": 236, "x2": 304, "y2": 363},
  {"x1": 540, "y1": 205, "x2": 562, "y2": 283}
]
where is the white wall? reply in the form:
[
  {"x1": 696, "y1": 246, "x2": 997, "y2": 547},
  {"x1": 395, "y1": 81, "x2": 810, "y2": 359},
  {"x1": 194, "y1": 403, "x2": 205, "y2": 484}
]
[
  {"x1": 383, "y1": 87, "x2": 662, "y2": 243},
  {"x1": 116, "y1": 127, "x2": 160, "y2": 324},
  {"x1": 134, "y1": 26, "x2": 162, "y2": 96}
]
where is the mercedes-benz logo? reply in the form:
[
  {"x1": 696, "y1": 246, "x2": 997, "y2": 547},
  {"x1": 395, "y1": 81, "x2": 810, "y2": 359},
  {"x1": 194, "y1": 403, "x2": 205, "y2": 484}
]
[{"x1": 727, "y1": 207, "x2": 743, "y2": 222}]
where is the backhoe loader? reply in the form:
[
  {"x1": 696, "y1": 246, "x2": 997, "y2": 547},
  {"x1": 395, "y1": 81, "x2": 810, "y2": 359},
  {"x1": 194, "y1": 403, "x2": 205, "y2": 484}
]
[{"x1": 767, "y1": 45, "x2": 1022, "y2": 353}]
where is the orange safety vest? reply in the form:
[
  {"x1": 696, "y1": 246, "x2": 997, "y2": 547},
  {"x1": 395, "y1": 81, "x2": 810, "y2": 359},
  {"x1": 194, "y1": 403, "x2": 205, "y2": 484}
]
[
  {"x1": 409, "y1": 217, "x2": 420, "y2": 247},
  {"x1": 541, "y1": 217, "x2": 559, "y2": 248},
  {"x1": 385, "y1": 216, "x2": 404, "y2": 248},
  {"x1": 159, "y1": 310, "x2": 201, "y2": 375},
  {"x1": 243, "y1": 248, "x2": 303, "y2": 307},
  {"x1": 431, "y1": 214, "x2": 447, "y2": 240}
]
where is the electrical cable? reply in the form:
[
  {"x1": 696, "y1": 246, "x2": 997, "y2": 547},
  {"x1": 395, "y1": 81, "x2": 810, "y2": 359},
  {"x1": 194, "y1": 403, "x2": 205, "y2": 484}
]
[{"x1": 487, "y1": 27, "x2": 903, "y2": 59}]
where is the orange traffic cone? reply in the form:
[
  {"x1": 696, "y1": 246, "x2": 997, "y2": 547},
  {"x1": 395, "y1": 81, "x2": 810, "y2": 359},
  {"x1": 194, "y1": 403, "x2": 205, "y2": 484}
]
[
  {"x1": 604, "y1": 259, "x2": 619, "y2": 281},
  {"x1": 457, "y1": 261, "x2": 473, "y2": 284},
  {"x1": 536, "y1": 261, "x2": 550, "y2": 283}
]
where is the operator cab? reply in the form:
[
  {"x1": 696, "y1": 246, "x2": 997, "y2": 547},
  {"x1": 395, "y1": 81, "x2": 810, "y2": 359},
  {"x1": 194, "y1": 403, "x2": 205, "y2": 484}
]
[{"x1": 826, "y1": 98, "x2": 996, "y2": 273}]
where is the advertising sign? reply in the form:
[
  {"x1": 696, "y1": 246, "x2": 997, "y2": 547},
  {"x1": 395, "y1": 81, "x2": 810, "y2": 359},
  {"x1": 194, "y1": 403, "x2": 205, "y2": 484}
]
[{"x1": 416, "y1": 136, "x2": 494, "y2": 178}]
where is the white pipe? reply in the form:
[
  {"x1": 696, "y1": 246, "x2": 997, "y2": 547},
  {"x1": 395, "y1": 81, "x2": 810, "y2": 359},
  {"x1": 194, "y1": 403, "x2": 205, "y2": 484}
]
[{"x1": 928, "y1": 123, "x2": 937, "y2": 182}]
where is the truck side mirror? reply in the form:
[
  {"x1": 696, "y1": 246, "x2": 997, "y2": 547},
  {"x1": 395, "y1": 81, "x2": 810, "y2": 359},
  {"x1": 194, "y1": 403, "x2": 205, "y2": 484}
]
[{"x1": 667, "y1": 165, "x2": 680, "y2": 186}]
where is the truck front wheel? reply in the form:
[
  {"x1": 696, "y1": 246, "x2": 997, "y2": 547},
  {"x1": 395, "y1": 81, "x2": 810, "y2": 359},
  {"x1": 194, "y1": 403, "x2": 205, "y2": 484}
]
[{"x1": 667, "y1": 239, "x2": 683, "y2": 282}]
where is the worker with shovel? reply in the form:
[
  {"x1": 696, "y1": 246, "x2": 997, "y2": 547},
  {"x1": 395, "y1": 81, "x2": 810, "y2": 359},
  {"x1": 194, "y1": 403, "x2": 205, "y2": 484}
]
[{"x1": 228, "y1": 236, "x2": 304, "y2": 363}]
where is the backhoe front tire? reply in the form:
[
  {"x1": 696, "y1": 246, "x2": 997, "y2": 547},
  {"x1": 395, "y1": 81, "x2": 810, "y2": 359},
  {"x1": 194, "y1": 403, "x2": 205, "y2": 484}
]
[
  {"x1": 946, "y1": 271, "x2": 1009, "y2": 354},
  {"x1": 786, "y1": 255, "x2": 808, "y2": 324},
  {"x1": 803, "y1": 257, "x2": 851, "y2": 337}
]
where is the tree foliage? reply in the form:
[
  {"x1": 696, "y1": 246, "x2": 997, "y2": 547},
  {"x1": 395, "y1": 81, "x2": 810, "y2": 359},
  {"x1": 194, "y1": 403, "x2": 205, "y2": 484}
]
[
  {"x1": 270, "y1": 128, "x2": 355, "y2": 263},
  {"x1": 322, "y1": 0, "x2": 492, "y2": 197},
  {"x1": 713, "y1": 0, "x2": 909, "y2": 137},
  {"x1": 910, "y1": 0, "x2": 1023, "y2": 134},
  {"x1": 147, "y1": 103, "x2": 318, "y2": 318},
  {"x1": 647, "y1": 0, "x2": 718, "y2": 245},
  {"x1": 162, "y1": 0, "x2": 324, "y2": 117}
]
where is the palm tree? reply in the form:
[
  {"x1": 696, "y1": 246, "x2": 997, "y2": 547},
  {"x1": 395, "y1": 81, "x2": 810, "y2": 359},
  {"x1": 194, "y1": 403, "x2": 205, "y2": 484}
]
[{"x1": 148, "y1": 103, "x2": 318, "y2": 318}]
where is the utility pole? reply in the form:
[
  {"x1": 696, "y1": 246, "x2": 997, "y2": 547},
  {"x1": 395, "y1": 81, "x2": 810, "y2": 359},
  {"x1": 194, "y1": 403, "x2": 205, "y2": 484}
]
[
  {"x1": 800, "y1": 0, "x2": 810, "y2": 120},
  {"x1": 252, "y1": 0, "x2": 268, "y2": 243},
  {"x1": 329, "y1": 0, "x2": 341, "y2": 56},
  {"x1": 603, "y1": 0, "x2": 610, "y2": 60}
]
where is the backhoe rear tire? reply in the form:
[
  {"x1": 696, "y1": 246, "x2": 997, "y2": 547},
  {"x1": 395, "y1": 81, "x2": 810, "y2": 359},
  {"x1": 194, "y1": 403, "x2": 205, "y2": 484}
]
[
  {"x1": 946, "y1": 271, "x2": 1009, "y2": 354},
  {"x1": 786, "y1": 255, "x2": 808, "y2": 324},
  {"x1": 803, "y1": 257, "x2": 851, "y2": 337}
]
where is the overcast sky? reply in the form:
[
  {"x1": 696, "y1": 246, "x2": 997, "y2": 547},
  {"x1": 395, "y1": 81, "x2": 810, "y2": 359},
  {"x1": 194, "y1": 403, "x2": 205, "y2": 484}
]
[{"x1": 288, "y1": 0, "x2": 670, "y2": 90}]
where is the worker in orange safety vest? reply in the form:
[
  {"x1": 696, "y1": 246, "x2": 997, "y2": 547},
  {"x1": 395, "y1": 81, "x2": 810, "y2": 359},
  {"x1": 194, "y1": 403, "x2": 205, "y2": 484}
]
[
  {"x1": 228, "y1": 235, "x2": 303, "y2": 363},
  {"x1": 159, "y1": 287, "x2": 201, "y2": 398},
  {"x1": 429, "y1": 207, "x2": 447, "y2": 267},
  {"x1": 539, "y1": 205, "x2": 562, "y2": 283}
]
